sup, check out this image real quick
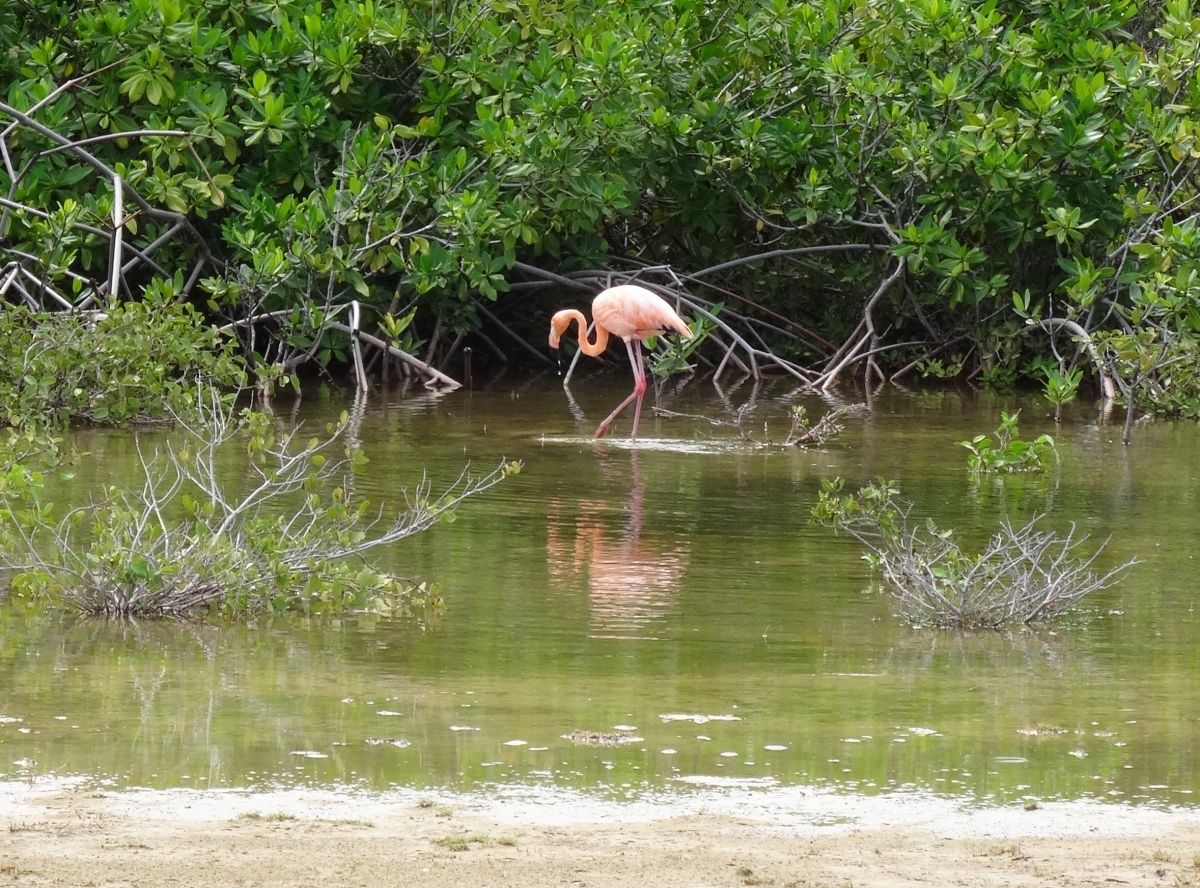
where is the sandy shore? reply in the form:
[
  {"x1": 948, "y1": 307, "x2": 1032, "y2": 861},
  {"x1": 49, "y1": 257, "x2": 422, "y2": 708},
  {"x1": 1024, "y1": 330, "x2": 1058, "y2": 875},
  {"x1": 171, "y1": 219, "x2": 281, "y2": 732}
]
[{"x1": 2, "y1": 783, "x2": 1200, "y2": 887}]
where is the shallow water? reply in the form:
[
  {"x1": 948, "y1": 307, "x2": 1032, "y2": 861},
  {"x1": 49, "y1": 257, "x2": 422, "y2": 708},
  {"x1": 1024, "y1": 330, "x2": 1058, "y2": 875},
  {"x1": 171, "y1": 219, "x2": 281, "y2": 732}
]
[{"x1": 1, "y1": 375, "x2": 1198, "y2": 811}]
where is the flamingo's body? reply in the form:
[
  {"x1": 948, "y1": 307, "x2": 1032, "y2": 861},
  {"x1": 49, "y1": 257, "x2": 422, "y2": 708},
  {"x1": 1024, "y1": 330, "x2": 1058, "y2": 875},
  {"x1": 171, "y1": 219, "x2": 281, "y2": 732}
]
[{"x1": 549, "y1": 285, "x2": 692, "y2": 440}]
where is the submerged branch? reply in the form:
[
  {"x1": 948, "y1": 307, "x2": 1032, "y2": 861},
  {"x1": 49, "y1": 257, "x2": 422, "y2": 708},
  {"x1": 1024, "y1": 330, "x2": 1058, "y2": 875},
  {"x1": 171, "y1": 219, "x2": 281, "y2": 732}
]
[{"x1": 653, "y1": 403, "x2": 863, "y2": 447}]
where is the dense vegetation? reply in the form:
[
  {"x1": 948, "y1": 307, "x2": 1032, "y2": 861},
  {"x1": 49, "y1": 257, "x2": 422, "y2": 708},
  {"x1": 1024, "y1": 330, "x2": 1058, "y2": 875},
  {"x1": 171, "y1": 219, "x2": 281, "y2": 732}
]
[{"x1": 2, "y1": 0, "x2": 1200, "y2": 409}]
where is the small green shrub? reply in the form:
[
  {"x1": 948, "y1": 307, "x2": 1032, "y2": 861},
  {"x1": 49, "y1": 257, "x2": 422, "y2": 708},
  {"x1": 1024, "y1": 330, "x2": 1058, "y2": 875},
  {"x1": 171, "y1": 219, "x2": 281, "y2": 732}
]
[
  {"x1": 0, "y1": 426, "x2": 73, "y2": 556},
  {"x1": 436, "y1": 834, "x2": 491, "y2": 852},
  {"x1": 958, "y1": 411, "x2": 1056, "y2": 474},
  {"x1": 0, "y1": 302, "x2": 246, "y2": 428},
  {"x1": 1042, "y1": 367, "x2": 1083, "y2": 416}
]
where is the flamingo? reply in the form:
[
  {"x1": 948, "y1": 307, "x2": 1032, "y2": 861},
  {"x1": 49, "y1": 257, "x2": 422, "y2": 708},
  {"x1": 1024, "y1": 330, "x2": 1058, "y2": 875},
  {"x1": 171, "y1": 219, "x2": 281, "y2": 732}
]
[{"x1": 549, "y1": 285, "x2": 693, "y2": 440}]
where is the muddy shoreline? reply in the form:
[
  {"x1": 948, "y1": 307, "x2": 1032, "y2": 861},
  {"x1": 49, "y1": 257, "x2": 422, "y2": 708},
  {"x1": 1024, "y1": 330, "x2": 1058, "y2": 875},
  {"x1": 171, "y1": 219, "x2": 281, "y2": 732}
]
[{"x1": 2, "y1": 782, "x2": 1199, "y2": 886}]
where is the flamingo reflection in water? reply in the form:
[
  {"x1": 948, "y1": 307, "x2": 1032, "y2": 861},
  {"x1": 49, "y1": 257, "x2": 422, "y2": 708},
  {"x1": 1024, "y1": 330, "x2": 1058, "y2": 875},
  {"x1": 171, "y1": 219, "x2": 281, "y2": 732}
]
[{"x1": 545, "y1": 450, "x2": 689, "y2": 639}]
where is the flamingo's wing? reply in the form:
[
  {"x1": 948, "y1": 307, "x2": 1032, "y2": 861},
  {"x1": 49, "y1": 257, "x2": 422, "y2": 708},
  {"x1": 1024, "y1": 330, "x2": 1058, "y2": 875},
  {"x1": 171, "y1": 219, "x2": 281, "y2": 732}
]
[{"x1": 593, "y1": 285, "x2": 692, "y2": 341}]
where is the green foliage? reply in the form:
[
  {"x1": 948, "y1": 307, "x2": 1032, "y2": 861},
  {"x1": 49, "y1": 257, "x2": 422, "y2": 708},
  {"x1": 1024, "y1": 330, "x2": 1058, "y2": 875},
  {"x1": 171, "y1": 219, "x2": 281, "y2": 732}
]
[
  {"x1": 0, "y1": 302, "x2": 246, "y2": 428},
  {"x1": 0, "y1": 403, "x2": 519, "y2": 618},
  {"x1": 648, "y1": 309, "x2": 715, "y2": 378},
  {"x1": 380, "y1": 307, "x2": 424, "y2": 358},
  {"x1": 958, "y1": 411, "x2": 1057, "y2": 474},
  {"x1": 4, "y1": 0, "x2": 1200, "y2": 384},
  {"x1": 978, "y1": 361, "x2": 1019, "y2": 394},
  {"x1": 918, "y1": 355, "x2": 966, "y2": 380},
  {"x1": 0, "y1": 426, "x2": 72, "y2": 555},
  {"x1": 1042, "y1": 366, "x2": 1084, "y2": 410},
  {"x1": 810, "y1": 478, "x2": 902, "y2": 569},
  {"x1": 1094, "y1": 329, "x2": 1200, "y2": 418}
]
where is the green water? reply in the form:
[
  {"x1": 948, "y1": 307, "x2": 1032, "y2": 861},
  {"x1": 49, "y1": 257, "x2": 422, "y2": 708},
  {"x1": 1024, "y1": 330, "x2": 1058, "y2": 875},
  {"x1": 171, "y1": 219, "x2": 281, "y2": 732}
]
[{"x1": 1, "y1": 379, "x2": 1198, "y2": 809}]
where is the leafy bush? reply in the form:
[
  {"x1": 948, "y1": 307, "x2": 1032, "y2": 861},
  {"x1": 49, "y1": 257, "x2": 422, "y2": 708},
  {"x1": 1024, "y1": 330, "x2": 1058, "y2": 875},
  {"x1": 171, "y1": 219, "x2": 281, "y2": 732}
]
[
  {"x1": 812, "y1": 478, "x2": 1136, "y2": 629},
  {"x1": 0, "y1": 301, "x2": 246, "y2": 427},
  {"x1": 0, "y1": 398, "x2": 518, "y2": 618},
  {"x1": 5, "y1": 0, "x2": 1200, "y2": 389},
  {"x1": 1095, "y1": 330, "x2": 1200, "y2": 419},
  {"x1": 1042, "y1": 366, "x2": 1084, "y2": 417},
  {"x1": 958, "y1": 412, "x2": 1057, "y2": 474},
  {"x1": 0, "y1": 425, "x2": 73, "y2": 547}
]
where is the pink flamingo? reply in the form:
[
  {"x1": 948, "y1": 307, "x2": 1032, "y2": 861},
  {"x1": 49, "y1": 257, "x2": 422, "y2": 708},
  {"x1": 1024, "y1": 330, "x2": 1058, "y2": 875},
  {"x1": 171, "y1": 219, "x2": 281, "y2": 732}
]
[{"x1": 549, "y1": 285, "x2": 693, "y2": 439}]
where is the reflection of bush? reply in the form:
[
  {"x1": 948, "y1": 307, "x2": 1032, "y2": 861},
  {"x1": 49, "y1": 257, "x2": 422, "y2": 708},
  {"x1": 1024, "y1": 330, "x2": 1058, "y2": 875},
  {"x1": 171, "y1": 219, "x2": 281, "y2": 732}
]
[
  {"x1": 812, "y1": 479, "x2": 1137, "y2": 629},
  {"x1": 654, "y1": 403, "x2": 861, "y2": 447}
]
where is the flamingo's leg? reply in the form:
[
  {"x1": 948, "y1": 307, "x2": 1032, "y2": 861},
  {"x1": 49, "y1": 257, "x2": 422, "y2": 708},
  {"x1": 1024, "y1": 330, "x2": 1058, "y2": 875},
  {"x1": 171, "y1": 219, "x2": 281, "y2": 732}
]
[
  {"x1": 593, "y1": 339, "x2": 647, "y2": 440},
  {"x1": 628, "y1": 339, "x2": 647, "y2": 441},
  {"x1": 593, "y1": 393, "x2": 636, "y2": 439}
]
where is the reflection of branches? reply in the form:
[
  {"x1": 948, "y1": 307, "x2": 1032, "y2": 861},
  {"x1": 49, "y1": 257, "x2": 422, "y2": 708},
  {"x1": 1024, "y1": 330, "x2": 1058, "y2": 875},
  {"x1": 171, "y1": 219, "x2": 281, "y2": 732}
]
[{"x1": 878, "y1": 624, "x2": 1086, "y2": 675}]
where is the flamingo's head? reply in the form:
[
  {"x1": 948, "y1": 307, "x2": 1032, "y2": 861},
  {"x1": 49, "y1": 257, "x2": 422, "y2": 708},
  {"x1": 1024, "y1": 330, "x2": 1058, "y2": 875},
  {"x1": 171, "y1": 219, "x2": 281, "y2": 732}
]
[{"x1": 548, "y1": 310, "x2": 574, "y2": 349}]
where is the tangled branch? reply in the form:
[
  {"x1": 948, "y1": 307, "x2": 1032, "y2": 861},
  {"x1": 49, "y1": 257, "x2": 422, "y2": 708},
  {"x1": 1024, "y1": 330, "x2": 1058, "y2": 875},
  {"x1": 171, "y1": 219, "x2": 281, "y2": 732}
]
[
  {"x1": 0, "y1": 391, "x2": 518, "y2": 618},
  {"x1": 812, "y1": 479, "x2": 1138, "y2": 629},
  {"x1": 653, "y1": 403, "x2": 863, "y2": 447}
]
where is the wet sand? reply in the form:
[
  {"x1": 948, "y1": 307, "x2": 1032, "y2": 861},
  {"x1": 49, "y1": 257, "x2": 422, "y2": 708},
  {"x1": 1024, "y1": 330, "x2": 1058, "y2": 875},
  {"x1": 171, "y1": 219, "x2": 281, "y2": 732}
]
[{"x1": 2, "y1": 782, "x2": 1200, "y2": 886}]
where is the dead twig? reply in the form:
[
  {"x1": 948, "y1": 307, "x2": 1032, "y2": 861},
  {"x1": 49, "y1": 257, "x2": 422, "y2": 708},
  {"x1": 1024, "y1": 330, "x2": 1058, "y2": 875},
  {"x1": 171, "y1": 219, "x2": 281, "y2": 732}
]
[
  {"x1": 653, "y1": 404, "x2": 863, "y2": 447},
  {"x1": 814, "y1": 482, "x2": 1139, "y2": 629}
]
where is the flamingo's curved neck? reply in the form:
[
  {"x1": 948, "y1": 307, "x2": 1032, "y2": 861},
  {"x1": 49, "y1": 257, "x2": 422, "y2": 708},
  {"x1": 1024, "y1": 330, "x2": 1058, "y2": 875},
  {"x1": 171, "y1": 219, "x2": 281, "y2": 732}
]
[{"x1": 561, "y1": 309, "x2": 610, "y2": 357}]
